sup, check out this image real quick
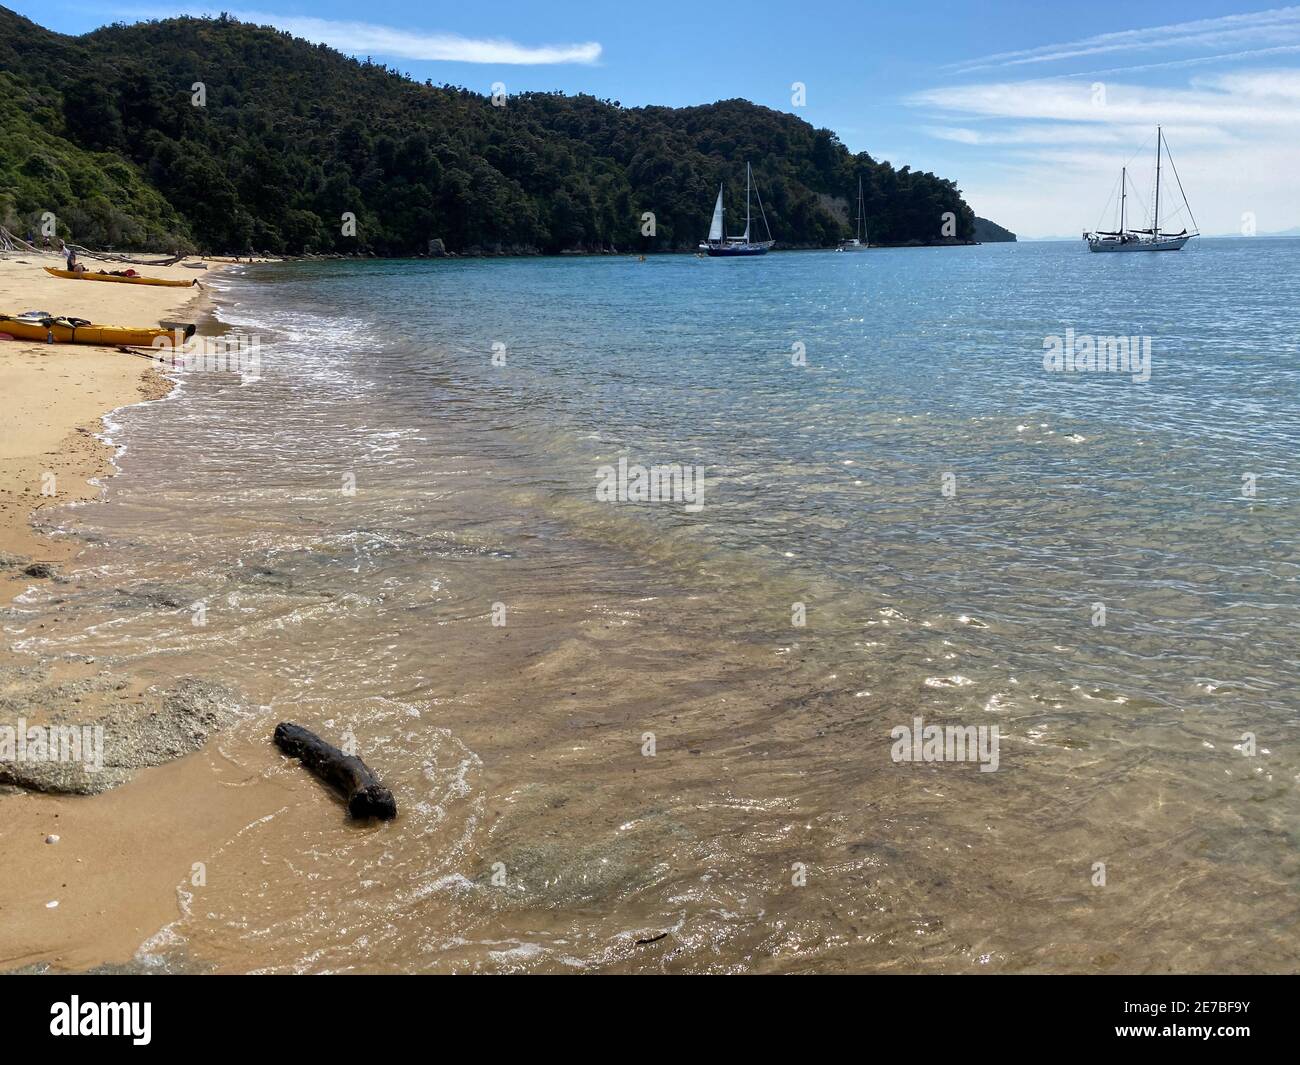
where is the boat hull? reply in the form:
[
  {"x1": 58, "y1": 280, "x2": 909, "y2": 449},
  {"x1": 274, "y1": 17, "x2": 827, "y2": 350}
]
[
  {"x1": 1, "y1": 313, "x2": 192, "y2": 347},
  {"x1": 1085, "y1": 235, "x2": 1192, "y2": 253},
  {"x1": 701, "y1": 241, "x2": 774, "y2": 257},
  {"x1": 43, "y1": 267, "x2": 197, "y2": 287}
]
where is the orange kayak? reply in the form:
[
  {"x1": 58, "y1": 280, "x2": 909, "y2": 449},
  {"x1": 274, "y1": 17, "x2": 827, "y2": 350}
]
[
  {"x1": 0, "y1": 312, "x2": 193, "y2": 347},
  {"x1": 43, "y1": 266, "x2": 196, "y2": 288}
]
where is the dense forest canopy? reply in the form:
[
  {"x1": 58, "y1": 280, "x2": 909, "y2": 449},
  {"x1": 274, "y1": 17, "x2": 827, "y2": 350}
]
[
  {"x1": 973, "y1": 217, "x2": 1017, "y2": 242},
  {"x1": 0, "y1": 8, "x2": 978, "y2": 254}
]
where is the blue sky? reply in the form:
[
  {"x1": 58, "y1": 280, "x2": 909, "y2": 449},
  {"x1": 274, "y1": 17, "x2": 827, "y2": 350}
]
[{"x1": 17, "y1": 1, "x2": 1300, "y2": 237}]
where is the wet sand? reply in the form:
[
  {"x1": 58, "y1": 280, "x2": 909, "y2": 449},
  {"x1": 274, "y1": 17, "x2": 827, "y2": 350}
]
[
  {"x1": 0, "y1": 250, "x2": 252, "y2": 969},
  {"x1": 1, "y1": 250, "x2": 209, "y2": 626}
]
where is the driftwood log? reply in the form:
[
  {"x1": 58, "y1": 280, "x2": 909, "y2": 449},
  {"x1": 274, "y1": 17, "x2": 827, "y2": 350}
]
[
  {"x1": 67, "y1": 243, "x2": 187, "y2": 267},
  {"x1": 274, "y1": 722, "x2": 397, "y2": 819}
]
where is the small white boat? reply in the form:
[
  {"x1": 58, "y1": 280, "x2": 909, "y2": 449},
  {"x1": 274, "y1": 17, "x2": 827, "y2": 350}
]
[
  {"x1": 838, "y1": 176, "x2": 870, "y2": 251},
  {"x1": 1084, "y1": 127, "x2": 1198, "y2": 253}
]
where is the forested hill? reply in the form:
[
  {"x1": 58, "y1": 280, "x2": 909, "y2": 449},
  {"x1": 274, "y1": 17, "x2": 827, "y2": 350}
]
[
  {"x1": 0, "y1": 9, "x2": 979, "y2": 255},
  {"x1": 973, "y1": 217, "x2": 1017, "y2": 242}
]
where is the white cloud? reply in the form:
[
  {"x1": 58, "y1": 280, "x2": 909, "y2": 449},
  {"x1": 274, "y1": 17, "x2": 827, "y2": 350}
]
[
  {"x1": 117, "y1": 8, "x2": 602, "y2": 64},
  {"x1": 251, "y1": 13, "x2": 601, "y2": 64},
  {"x1": 922, "y1": 123, "x2": 1227, "y2": 147},
  {"x1": 957, "y1": 139, "x2": 1299, "y2": 238},
  {"x1": 912, "y1": 77, "x2": 1300, "y2": 128},
  {"x1": 910, "y1": 70, "x2": 1300, "y2": 238},
  {"x1": 1202, "y1": 67, "x2": 1300, "y2": 97}
]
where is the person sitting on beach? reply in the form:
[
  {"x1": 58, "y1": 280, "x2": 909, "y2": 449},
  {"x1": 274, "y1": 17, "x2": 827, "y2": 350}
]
[{"x1": 65, "y1": 247, "x2": 86, "y2": 274}]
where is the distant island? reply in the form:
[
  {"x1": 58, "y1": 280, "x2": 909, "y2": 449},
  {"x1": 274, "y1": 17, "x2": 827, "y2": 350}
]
[
  {"x1": 0, "y1": 8, "x2": 982, "y2": 256},
  {"x1": 973, "y1": 217, "x2": 1017, "y2": 242}
]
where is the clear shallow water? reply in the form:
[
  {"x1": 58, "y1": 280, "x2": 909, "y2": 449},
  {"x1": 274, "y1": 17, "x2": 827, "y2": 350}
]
[{"x1": 20, "y1": 239, "x2": 1300, "y2": 972}]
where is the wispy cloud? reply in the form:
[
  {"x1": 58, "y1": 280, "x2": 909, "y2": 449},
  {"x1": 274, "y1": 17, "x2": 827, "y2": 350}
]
[
  {"x1": 948, "y1": 6, "x2": 1300, "y2": 74},
  {"x1": 911, "y1": 73, "x2": 1300, "y2": 129},
  {"x1": 921, "y1": 123, "x2": 1227, "y2": 147},
  {"x1": 115, "y1": 8, "x2": 602, "y2": 64},
  {"x1": 1056, "y1": 43, "x2": 1300, "y2": 79}
]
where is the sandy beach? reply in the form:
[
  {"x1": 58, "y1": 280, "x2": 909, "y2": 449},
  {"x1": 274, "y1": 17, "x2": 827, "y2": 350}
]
[
  {"x1": 0, "y1": 250, "x2": 270, "y2": 970},
  {"x1": 0, "y1": 256, "x2": 193, "y2": 561}
]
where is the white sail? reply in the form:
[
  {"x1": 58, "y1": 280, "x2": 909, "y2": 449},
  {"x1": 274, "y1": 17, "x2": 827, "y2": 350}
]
[
  {"x1": 699, "y1": 163, "x2": 774, "y2": 254},
  {"x1": 708, "y1": 186, "x2": 724, "y2": 242}
]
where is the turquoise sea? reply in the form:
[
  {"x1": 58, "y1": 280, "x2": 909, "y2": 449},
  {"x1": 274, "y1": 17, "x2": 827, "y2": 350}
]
[{"x1": 243, "y1": 237, "x2": 1300, "y2": 718}]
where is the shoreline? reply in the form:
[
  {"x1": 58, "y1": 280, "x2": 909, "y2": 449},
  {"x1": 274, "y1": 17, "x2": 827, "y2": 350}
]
[
  {"x1": 1, "y1": 251, "x2": 219, "y2": 594},
  {"x1": 0, "y1": 250, "x2": 266, "y2": 971},
  {"x1": 271, "y1": 240, "x2": 993, "y2": 262}
]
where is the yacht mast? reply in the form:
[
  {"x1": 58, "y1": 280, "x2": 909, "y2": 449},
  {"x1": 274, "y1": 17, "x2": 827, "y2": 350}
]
[
  {"x1": 1153, "y1": 126, "x2": 1162, "y2": 238},
  {"x1": 745, "y1": 162, "x2": 752, "y2": 241},
  {"x1": 1120, "y1": 167, "x2": 1126, "y2": 233}
]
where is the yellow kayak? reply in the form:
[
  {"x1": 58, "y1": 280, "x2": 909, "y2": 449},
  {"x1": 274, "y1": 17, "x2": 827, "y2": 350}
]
[
  {"x1": 0, "y1": 312, "x2": 194, "y2": 347},
  {"x1": 44, "y1": 267, "x2": 197, "y2": 288}
]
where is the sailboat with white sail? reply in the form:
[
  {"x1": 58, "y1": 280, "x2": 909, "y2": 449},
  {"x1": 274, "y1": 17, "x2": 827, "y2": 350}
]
[
  {"x1": 699, "y1": 162, "x2": 775, "y2": 256},
  {"x1": 837, "y1": 175, "x2": 869, "y2": 251},
  {"x1": 1084, "y1": 127, "x2": 1198, "y2": 252}
]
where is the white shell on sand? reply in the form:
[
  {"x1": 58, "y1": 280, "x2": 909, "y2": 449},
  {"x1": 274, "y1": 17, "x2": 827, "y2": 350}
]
[{"x1": 45, "y1": 834, "x2": 60, "y2": 844}]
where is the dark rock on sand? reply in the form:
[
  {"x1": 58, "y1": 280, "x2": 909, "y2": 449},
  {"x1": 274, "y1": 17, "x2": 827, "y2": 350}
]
[
  {"x1": 0, "y1": 554, "x2": 60, "y2": 579},
  {"x1": 238, "y1": 565, "x2": 294, "y2": 589},
  {"x1": 22, "y1": 562, "x2": 60, "y2": 579},
  {"x1": 111, "y1": 582, "x2": 202, "y2": 611},
  {"x1": 0, "y1": 677, "x2": 244, "y2": 795}
]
